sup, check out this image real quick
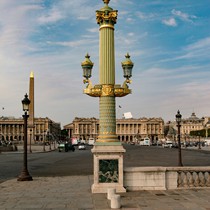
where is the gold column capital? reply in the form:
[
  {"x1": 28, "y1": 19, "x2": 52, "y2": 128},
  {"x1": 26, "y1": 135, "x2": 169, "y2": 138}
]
[{"x1": 96, "y1": 9, "x2": 118, "y2": 27}]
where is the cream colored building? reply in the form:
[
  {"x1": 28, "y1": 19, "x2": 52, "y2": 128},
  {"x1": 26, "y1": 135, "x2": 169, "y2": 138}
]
[
  {"x1": 166, "y1": 112, "x2": 210, "y2": 140},
  {"x1": 181, "y1": 112, "x2": 204, "y2": 135},
  {"x1": 0, "y1": 116, "x2": 61, "y2": 143},
  {"x1": 64, "y1": 117, "x2": 164, "y2": 143}
]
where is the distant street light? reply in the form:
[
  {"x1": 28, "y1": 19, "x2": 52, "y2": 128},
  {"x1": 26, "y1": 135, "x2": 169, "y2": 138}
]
[
  {"x1": 17, "y1": 94, "x2": 33, "y2": 181},
  {"x1": 176, "y1": 110, "x2": 183, "y2": 167},
  {"x1": 48, "y1": 131, "x2": 51, "y2": 151},
  {"x1": 184, "y1": 133, "x2": 187, "y2": 148},
  {"x1": 198, "y1": 132, "x2": 201, "y2": 149},
  {"x1": 43, "y1": 130, "x2": 46, "y2": 152},
  {"x1": 205, "y1": 125, "x2": 208, "y2": 139},
  {"x1": 29, "y1": 129, "x2": 32, "y2": 153}
]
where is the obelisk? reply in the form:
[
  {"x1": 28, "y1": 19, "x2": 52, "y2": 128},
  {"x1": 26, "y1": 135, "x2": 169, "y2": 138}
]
[{"x1": 28, "y1": 71, "x2": 34, "y2": 144}]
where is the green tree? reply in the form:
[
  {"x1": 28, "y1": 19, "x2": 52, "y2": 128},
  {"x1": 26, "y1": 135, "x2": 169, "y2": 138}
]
[
  {"x1": 190, "y1": 129, "x2": 209, "y2": 137},
  {"x1": 60, "y1": 129, "x2": 68, "y2": 140}
]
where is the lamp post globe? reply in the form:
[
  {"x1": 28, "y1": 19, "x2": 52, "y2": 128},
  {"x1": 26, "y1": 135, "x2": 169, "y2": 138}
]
[
  {"x1": 17, "y1": 93, "x2": 33, "y2": 181},
  {"x1": 22, "y1": 93, "x2": 30, "y2": 112},
  {"x1": 176, "y1": 110, "x2": 182, "y2": 123},
  {"x1": 81, "y1": 53, "x2": 94, "y2": 82},
  {"x1": 176, "y1": 110, "x2": 183, "y2": 167},
  {"x1": 121, "y1": 53, "x2": 134, "y2": 80}
]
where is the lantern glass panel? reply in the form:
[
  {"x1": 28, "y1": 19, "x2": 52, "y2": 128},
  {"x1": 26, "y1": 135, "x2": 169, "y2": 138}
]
[
  {"x1": 22, "y1": 94, "x2": 30, "y2": 112},
  {"x1": 22, "y1": 103, "x2": 29, "y2": 112},
  {"x1": 83, "y1": 67, "x2": 92, "y2": 79},
  {"x1": 176, "y1": 112, "x2": 182, "y2": 123},
  {"x1": 123, "y1": 66, "x2": 132, "y2": 78}
]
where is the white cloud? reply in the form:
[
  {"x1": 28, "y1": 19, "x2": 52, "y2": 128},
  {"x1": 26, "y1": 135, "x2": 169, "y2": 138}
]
[
  {"x1": 87, "y1": 28, "x2": 98, "y2": 33},
  {"x1": 186, "y1": 37, "x2": 210, "y2": 50},
  {"x1": 171, "y1": 9, "x2": 197, "y2": 22},
  {"x1": 128, "y1": 32, "x2": 134, "y2": 37},
  {"x1": 136, "y1": 11, "x2": 155, "y2": 20},
  {"x1": 126, "y1": 17, "x2": 134, "y2": 23},
  {"x1": 38, "y1": 7, "x2": 64, "y2": 24},
  {"x1": 46, "y1": 38, "x2": 97, "y2": 48},
  {"x1": 167, "y1": 36, "x2": 210, "y2": 61},
  {"x1": 161, "y1": 9, "x2": 196, "y2": 27},
  {"x1": 54, "y1": 0, "x2": 96, "y2": 21},
  {"x1": 162, "y1": 17, "x2": 177, "y2": 27}
]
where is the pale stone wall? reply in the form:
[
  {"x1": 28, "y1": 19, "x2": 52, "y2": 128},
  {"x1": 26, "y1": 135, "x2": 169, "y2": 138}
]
[{"x1": 124, "y1": 166, "x2": 210, "y2": 191}]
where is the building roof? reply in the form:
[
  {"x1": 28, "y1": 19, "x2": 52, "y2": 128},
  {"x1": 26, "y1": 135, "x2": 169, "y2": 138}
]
[{"x1": 183, "y1": 112, "x2": 203, "y2": 123}]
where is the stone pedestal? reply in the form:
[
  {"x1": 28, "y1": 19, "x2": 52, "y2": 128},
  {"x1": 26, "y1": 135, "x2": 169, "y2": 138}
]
[{"x1": 91, "y1": 142, "x2": 126, "y2": 193}]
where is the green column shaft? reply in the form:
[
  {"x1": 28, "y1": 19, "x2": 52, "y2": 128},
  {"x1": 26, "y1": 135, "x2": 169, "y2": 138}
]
[
  {"x1": 99, "y1": 27, "x2": 115, "y2": 84},
  {"x1": 98, "y1": 97, "x2": 117, "y2": 142},
  {"x1": 98, "y1": 26, "x2": 118, "y2": 142}
]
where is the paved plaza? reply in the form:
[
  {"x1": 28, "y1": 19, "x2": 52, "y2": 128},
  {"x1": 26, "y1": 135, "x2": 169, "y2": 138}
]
[
  {"x1": 1, "y1": 146, "x2": 210, "y2": 209},
  {"x1": 0, "y1": 175, "x2": 210, "y2": 210}
]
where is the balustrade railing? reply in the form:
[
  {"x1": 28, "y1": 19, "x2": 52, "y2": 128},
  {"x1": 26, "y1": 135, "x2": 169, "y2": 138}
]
[{"x1": 178, "y1": 170, "x2": 210, "y2": 188}]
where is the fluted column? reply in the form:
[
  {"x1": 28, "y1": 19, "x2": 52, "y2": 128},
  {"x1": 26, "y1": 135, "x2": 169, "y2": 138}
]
[{"x1": 96, "y1": 3, "x2": 118, "y2": 143}]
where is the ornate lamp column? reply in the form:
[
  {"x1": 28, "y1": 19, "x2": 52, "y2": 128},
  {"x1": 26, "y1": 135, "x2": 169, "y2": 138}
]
[
  {"x1": 17, "y1": 94, "x2": 33, "y2": 181},
  {"x1": 81, "y1": 0, "x2": 134, "y2": 193},
  {"x1": 176, "y1": 110, "x2": 183, "y2": 167}
]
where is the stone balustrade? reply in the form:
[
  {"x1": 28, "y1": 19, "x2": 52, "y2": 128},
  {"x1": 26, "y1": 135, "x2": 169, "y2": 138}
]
[
  {"x1": 177, "y1": 169, "x2": 210, "y2": 188},
  {"x1": 124, "y1": 166, "x2": 210, "y2": 191}
]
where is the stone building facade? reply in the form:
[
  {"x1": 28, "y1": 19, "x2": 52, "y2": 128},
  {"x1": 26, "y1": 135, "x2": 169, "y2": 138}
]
[
  {"x1": 181, "y1": 112, "x2": 205, "y2": 135},
  {"x1": 63, "y1": 117, "x2": 164, "y2": 143},
  {"x1": 0, "y1": 116, "x2": 61, "y2": 143},
  {"x1": 166, "y1": 112, "x2": 210, "y2": 141}
]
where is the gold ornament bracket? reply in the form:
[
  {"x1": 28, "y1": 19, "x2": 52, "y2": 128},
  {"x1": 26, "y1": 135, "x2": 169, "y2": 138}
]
[{"x1": 83, "y1": 82, "x2": 131, "y2": 97}]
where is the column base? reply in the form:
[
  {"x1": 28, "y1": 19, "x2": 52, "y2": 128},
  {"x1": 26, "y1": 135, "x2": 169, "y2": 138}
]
[
  {"x1": 91, "y1": 183, "x2": 126, "y2": 193},
  {"x1": 17, "y1": 169, "x2": 33, "y2": 181},
  {"x1": 91, "y1": 143, "x2": 126, "y2": 193}
]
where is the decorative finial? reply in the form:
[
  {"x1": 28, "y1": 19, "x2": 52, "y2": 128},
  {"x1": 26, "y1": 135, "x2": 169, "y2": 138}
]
[
  {"x1": 121, "y1": 53, "x2": 134, "y2": 80},
  {"x1": 103, "y1": 0, "x2": 110, "y2": 5},
  {"x1": 125, "y1": 53, "x2": 130, "y2": 59},
  {"x1": 122, "y1": 53, "x2": 133, "y2": 67},
  {"x1": 85, "y1": 53, "x2": 90, "y2": 59}
]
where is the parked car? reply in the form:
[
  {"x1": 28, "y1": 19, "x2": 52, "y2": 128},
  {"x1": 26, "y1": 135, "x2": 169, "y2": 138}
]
[
  {"x1": 162, "y1": 141, "x2": 173, "y2": 148},
  {"x1": 88, "y1": 138, "x2": 95, "y2": 146},
  {"x1": 204, "y1": 140, "x2": 210, "y2": 146},
  {"x1": 172, "y1": 143, "x2": 178, "y2": 148},
  {"x1": 139, "y1": 137, "x2": 151, "y2": 146},
  {"x1": 78, "y1": 143, "x2": 86, "y2": 150},
  {"x1": 58, "y1": 142, "x2": 75, "y2": 152}
]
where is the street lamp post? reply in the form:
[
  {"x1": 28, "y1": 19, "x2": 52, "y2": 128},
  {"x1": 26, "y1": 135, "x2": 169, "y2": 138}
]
[
  {"x1": 198, "y1": 133, "x2": 201, "y2": 149},
  {"x1": 17, "y1": 94, "x2": 33, "y2": 181},
  {"x1": 43, "y1": 130, "x2": 46, "y2": 152},
  {"x1": 205, "y1": 125, "x2": 208, "y2": 139},
  {"x1": 176, "y1": 110, "x2": 183, "y2": 167},
  {"x1": 54, "y1": 135, "x2": 56, "y2": 149},
  {"x1": 81, "y1": 0, "x2": 133, "y2": 193},
  {"x1": 48, "y1": 131, "x2": 51, "y2": 151},
  {"x1": 29, "y1": 129, "x2": 32, "y2": 153},
  {"x1": 184, "y1": 133, "x2": 187, "y2": 148}
]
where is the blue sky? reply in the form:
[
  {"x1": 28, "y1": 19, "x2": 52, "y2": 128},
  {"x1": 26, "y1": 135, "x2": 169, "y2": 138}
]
[{"x1": 0, "y1": 0, "x2": 210, "y2": 127}]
